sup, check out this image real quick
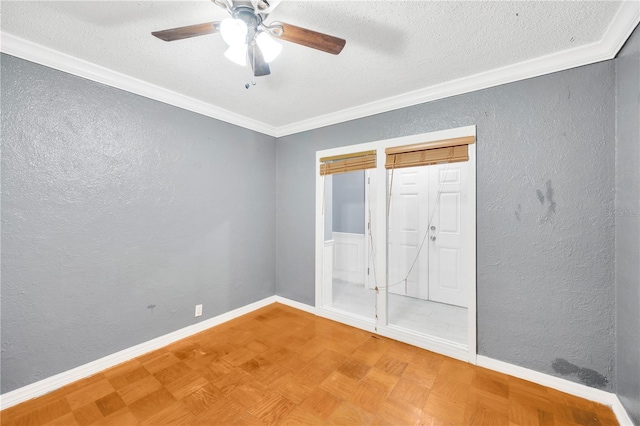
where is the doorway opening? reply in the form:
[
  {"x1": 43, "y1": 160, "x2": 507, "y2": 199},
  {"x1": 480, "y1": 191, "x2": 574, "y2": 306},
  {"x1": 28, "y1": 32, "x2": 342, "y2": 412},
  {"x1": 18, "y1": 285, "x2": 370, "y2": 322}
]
[
  {"x1": 385, "y1": 161, "x2": 470, "y2": 346},
  {"x1": 315, "y1": 126, "x2": 476, "y2": 362}
]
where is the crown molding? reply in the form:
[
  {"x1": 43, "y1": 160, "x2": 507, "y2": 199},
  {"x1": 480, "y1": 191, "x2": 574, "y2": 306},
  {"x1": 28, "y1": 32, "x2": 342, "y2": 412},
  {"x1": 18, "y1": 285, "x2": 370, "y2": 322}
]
[
  {"x1": 602, "y1": 0, "x2": 640, "y2": 55},
  {"x1": 1, "y1": 1, "x2": 638, "y2": 138},
  {"x1": 0, "y1": 32, "x2": 279, "y2": 137},
  {"x1": 275, "y1": 1, "x2": 640, "y2": 137}
]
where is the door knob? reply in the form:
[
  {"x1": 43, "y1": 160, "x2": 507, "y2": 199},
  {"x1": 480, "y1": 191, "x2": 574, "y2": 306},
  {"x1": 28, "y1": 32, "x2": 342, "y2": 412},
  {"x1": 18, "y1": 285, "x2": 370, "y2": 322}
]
[
  {"x1": 430, "y1": 226, "x2": 436, "y2": 231},
  {"x1": 430, "y1": 236, "x2": 436, "y2": 241}
]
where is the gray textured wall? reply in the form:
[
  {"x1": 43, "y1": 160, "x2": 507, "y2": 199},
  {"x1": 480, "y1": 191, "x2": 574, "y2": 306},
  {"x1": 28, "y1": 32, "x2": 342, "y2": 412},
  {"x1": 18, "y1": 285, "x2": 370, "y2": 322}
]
[
  {"x1": 276, "y1": 61, "x2": 616, "y2": 390},
  {"x1": 0, "y1": 39, "x2": 626, "y2": 399},
  {"x1": 1, "y1": 54, "x2": 276, "y2": 394},
  {"x1": 332, "y1": 171, "x2": 365, "y2": 234},
  {"x1": 615, "y1": 24, "x2": 640, "y2": 424}
]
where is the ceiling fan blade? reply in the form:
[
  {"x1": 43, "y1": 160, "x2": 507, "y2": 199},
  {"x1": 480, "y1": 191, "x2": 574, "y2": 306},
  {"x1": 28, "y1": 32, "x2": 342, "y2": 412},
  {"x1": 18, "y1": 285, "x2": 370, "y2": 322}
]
[
  {"x1": 275, "y1": 22, "x2": 345, "y2": 55},
  {"x1": 152, "y1": 22, "x2": 219, "y2": 42},
  {"x1": 248, "y1": 44, "x2": 271, "y2": 77}
]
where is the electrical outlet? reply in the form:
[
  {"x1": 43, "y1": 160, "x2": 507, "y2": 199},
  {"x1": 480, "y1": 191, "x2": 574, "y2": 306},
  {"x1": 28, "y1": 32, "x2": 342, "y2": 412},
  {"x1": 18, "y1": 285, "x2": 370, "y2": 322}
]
[{"x1": 195, "y1": 304, "x2": 203, "y2": 317}]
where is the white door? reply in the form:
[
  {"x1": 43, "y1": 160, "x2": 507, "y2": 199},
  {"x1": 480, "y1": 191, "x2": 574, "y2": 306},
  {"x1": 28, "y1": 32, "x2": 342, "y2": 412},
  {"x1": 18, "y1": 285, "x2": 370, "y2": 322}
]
[
  {"x1": 427, "y1": 163, "x2": 468, "y2": 307},
  {"x1": 387, "y1": 167, "x2": 429, "y2": 298},
  {"x1": 386, "y1": 163, "x2": 468, "y2": 307}
]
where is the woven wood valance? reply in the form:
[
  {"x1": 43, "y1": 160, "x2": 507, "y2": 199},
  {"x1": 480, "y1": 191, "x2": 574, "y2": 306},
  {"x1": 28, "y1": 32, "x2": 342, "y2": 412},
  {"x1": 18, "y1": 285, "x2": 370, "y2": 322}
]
[
  {"x1": 385, "y1": 136, "x2": 475, "y2": 169},
  {"x1": 319, "y1": 150, "x2": 376, "y2": 176}
]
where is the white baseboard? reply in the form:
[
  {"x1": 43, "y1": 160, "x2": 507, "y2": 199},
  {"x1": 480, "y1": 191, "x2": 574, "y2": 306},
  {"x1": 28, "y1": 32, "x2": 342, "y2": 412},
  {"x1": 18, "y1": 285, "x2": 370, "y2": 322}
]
[
  {"x1": 378, "y1": 324, "x2": 469, "y2": 364},
  {"x1": 274, "y1": 296, "x2": 316, "y2": 314},
  {"x1": 476, "y1": 355, "x2": 634, "y2": 425},
  {"x1": 279, "y1": 302, "x2": 635, "y2": 425},
  {"x1": 0, "y1": 295, "x2": 278, "y2": 410},
  {"x1": 309, "y1": 306, "x2": 634, "y2": 425},
  {"x1": 315, "y1": 306, "x2": 377, "y2": 335},
  {"x1": 611, "y1": 395, "x2": 636, "y2": 426},
  {"x1": 2, "y1": 296, "x2": 634, "y2": 426}
]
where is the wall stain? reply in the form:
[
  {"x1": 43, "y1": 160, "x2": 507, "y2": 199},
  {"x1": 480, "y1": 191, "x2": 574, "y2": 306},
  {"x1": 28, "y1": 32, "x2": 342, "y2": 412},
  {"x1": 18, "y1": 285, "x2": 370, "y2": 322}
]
[
  {"x1": 515, "y1": 204, "x2": 522, "y2": 221},
  {"x1": 552, "y1": 358, "x2": 608, "y2": 389},
  {"x1": 545, "y1": 180, "x2": 556, "y2": 214},
  {"x1": 536, "y1": 180, "x2": 557, "y2": 222}
]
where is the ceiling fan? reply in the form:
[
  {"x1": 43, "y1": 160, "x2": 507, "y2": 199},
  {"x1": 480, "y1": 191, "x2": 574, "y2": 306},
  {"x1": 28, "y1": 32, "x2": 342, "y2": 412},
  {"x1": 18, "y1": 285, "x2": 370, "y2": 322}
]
[{"x1": 151, "y1": 0, "x2": 346, "y2": 77}]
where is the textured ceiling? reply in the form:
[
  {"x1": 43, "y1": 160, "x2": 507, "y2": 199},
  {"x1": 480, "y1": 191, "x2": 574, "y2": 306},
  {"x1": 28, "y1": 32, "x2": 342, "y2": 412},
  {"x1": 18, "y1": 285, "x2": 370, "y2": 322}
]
[{"x1": 0, "y1": 1, "x2": 629, "y2": 132}]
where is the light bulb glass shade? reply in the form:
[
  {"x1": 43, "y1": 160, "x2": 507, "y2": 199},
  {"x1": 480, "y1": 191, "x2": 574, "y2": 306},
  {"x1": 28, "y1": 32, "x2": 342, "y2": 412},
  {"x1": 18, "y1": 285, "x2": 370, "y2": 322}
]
[
  {"x1": 256, "y1": 32, "x2": 282, "y2": 63},
  {"x1": 224, "y1": 44, "x2": 247, "y2": 66},
  {"x1": 220, "y1": 18, "x2": 248, "y2": 46}
]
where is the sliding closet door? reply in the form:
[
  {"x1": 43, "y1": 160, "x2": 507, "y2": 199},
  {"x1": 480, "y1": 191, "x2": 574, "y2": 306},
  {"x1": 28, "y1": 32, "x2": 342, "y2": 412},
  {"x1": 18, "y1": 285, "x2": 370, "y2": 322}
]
[
  {"x1": 316, "y1": 126, "x2": 477, "y2": 361},
  {"x1": 385, "y1": 137, "x2": 473, "y2": 346},
  {"x1": 319, "y1": 152, "x2": 376, "y2": 322}
]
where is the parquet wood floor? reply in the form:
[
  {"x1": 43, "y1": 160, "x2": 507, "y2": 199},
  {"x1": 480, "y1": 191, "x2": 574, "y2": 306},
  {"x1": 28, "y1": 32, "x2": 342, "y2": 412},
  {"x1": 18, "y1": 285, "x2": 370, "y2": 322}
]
[{"x1": 1, "y1": 303, "x2": 618, "y2": 425}]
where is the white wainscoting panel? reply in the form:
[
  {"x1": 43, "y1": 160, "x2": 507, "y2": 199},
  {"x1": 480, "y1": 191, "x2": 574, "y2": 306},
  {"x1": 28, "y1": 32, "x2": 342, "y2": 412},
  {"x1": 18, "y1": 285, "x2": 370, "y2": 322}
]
[
  {"x1": 323, "y1": 240, "x2": 334, "y2": 306},
  {"x1": 332, "y1": 232, "x2": 365, "y2": 285}
]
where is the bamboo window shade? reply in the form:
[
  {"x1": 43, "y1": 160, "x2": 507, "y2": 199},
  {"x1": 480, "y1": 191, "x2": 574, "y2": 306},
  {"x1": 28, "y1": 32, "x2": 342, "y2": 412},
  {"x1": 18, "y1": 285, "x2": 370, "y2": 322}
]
[
  {"x1": 319, "y1": 150, "x2": 376, "y2": 176},
  {"x1": 385, "y1": 136, "x2": 475, "y2": 169}
]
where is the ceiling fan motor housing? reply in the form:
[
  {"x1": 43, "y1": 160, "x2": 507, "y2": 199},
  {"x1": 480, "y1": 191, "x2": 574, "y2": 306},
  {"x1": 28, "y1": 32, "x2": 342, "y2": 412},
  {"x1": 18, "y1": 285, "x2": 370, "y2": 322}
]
[{"x1": 232, "y1": 6, "x2": 263, "y2": 42}]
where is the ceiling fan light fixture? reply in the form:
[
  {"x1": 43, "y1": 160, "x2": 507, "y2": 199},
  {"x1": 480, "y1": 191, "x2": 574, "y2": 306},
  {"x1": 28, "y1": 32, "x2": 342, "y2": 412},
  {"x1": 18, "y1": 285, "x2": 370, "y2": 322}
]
[
  {"x1": 220, "y1": 17, "x2": 248, "y2": 46},
  {"x1": 224, "y1": 44, "x2": 248, "y2": 66},
  {"x1": 256, "y1": 31, "x2": 282, "y2": 63}
]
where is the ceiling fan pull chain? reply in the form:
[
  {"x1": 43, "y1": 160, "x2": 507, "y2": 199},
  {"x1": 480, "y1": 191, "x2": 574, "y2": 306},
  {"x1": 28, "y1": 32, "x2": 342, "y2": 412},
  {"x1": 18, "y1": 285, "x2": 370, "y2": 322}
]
[{"x1": 245, "y1": 44, "x2": 258, "y2": 89}]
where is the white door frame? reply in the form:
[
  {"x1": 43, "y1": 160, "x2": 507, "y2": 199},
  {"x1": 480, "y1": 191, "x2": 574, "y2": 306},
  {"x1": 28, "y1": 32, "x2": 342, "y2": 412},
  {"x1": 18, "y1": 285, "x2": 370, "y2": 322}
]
[
  {"x1": 315, "y1": 125, "x2": 477, "y2": 364},
  {"x1": 363, "y1": 170, "x2": 377, "y2": 290}
]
